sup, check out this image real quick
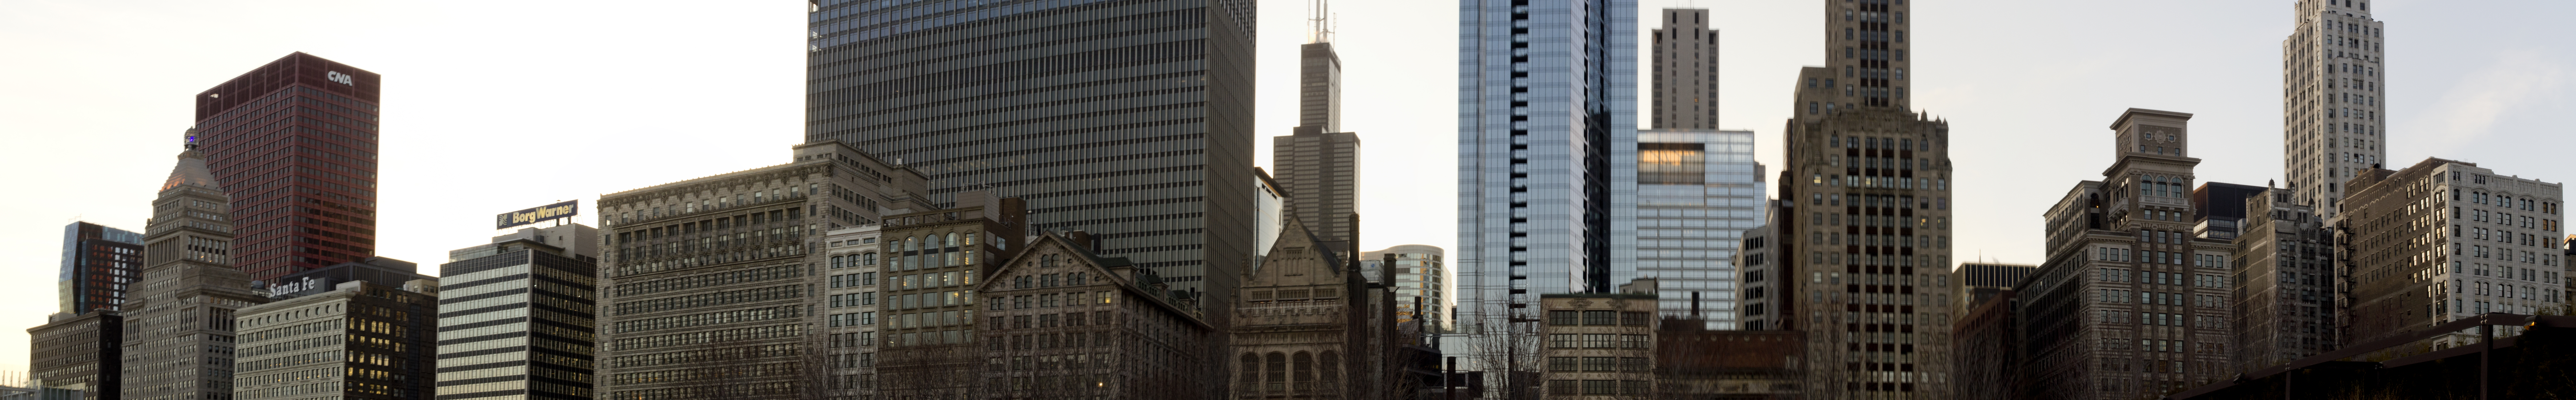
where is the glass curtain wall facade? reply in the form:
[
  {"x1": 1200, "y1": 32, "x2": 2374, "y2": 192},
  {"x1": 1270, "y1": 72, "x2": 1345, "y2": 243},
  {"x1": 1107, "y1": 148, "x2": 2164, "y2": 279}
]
[
  {"x1": 802, "y1": 0, "x2": 1259, "y2": 302},
  {"x1": 1454, "y1": 0, "x2": 1637, "y2": 341},
  {"x1": 1635, "y1": 130, "x2": 1763, "y2": 330},
  {"x1": 192, "y1": 52, "x2": 383, "y2": 281},
  {"x1": 61, "y1": 222, "x2": 144, "y2": 315}
]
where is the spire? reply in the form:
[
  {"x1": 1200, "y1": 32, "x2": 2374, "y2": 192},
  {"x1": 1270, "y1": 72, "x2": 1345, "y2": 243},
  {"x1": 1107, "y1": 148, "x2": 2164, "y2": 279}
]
[{"x1": 162, "y1": 128, "x2": 223, "y2": 192}]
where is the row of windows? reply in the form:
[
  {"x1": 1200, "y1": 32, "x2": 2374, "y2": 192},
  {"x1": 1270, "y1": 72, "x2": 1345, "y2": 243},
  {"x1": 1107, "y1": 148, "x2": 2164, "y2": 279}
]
[
  {"x1": 1543, "y1": 334, "x2": 1651, "y2": 349},
  {"x1": 1546, "y1": 380, "x2": 1651, "y2": 396},
  {"x1": 992, "y1": 292, "x2": 1111, "y2": 310},
  {"x1": 1544, "y1": 311, "x2": 1651, "y2": 326},
  {"x1": 1546, "y1": 356, "x2": 1649, "y2": 372},
  {"x1": 611, "y1": 265, "x2": 799, "y2": 297},
  {"x1": 606, "y1": 344, "x2": 797, "y2": 368},
  {"x1": 611, "y1": 285, "x2": 801, "y2": 315},
  {"x1": 610, "y1": 305, "x2": 801, "y2": 334}
]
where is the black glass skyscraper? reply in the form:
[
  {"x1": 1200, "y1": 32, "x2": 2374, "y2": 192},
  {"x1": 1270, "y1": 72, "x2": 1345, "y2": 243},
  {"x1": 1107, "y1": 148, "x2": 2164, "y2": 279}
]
[{"x1": 803, "y1": 0, "x2": 1257, "y2": 301}]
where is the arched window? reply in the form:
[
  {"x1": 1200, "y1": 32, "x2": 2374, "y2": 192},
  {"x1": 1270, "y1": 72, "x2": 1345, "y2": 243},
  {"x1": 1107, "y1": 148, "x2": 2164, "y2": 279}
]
[
  {"x1": 1265, "y1": 352, "x2": 1288, "y2": 393},
  {"x1": 1293, "y1": 351, "x2": 1315, "y2": 392},
  {"x1": 1239, "y1": 353, "x2": 1260, "y2": 387},
  {"x1": 830, "y1": 255, "x2": 845, "y2": 269},
  {"x1": 861, "y1": 252, "x2": 877, "y2": 266},
  {"x1": 946, "y1": 233, "x2": 962, "y2": 266}
]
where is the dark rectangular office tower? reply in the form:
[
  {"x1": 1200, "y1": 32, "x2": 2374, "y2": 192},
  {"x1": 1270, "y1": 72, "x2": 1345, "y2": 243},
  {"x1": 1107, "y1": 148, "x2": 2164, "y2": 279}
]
[
  {"x1": 803, "y1": 0, "x2": 1257, "y2": 301},
  {"x1": 59, "y1": 222, "x2": 143, "y2": 314},
  {"x1": 192, "y1": 52, "x2": 382, "y2": 281}
]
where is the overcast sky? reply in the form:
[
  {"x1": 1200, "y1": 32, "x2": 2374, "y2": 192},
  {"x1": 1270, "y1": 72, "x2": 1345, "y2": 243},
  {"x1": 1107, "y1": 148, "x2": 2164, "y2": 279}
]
[{"x1": 3, "y1": 0, "x2": 2572, "y2": 371}]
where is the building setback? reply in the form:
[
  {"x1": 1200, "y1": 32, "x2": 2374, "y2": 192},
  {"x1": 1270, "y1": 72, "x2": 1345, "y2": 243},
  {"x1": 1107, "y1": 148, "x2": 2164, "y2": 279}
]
[
  {"x1": 123, "y1": 147, "x2": 271, "y2": 400},
  {"x1": 803, "y1": 0, "x2": 1259, "y2": 304},
  {"x1": 61, "y1": 222, "x2": 145, "y2": 315},
  {"x1": 871, "y1": 193, "x2": 1025, "y2": 399},
  {"x1": 435, "y1": 224, "x2": 600, "y2": 400},
  {"x1": 2226, "y1": 186, "x2": 2336, "y2": 372},
  {"x1": 232, "y1": 259, "x2": 437, "y2": 400},
  {"x1": 1634, "y1": 129, "x2": 1765, "y2": 330},
  {"x1": 592, "y1": 141, "x2": 921, "y2": 399},
  {"x1": 977, "y1": 232, "x2": 1212, "y2": 399},
  {"x1": 27, "y1": 312, "x2": 120, "y2": 399},
  {"x1": 2333, "y1": 158, "x2": 2564, "y2": 347},
  {"x1": 1275, "y1": 0, "x2": 1361, "y2": 245},
  {"x1": 1650, "y1": 8, "x2": 1719, "y2": 130},
  {"x1": 2281, "y1": 0, "x2": 2388, "y2": 219},
  {"x1": 1745, "y1": 0, "x2": 1957, "y2": 397},
  {"x1": 190, "y1": 52, "x2": 384, "y2": 281},
  {"x1": 2023, "y1": 109, "x2": 2237, "y2": 399},
  {"x1": 1453, "y1": 0, "x2": 1639, "y2": 351}
]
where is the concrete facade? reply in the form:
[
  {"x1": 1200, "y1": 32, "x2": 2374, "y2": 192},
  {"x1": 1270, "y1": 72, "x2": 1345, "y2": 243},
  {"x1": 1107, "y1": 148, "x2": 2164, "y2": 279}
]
[
  {"x1": 2334, "y1": 159, "x2": 2564, "y2": 348},
  {"x1": 233, "y1": 272, "x2": 437, "y2": 400},
  {"x1": 2282, "y1": 0, "x2": 2388, "y2": 218},
  {"x1": 2227, "y1": 187, "x2": 2336, "y2": 372},
  {"x1": 435, "y1": 224, "x2": 600, "y2": 400},
  {"x1": 2023, "y1": 109, "x2": 2238, "y2": 399},
  {"x1": 1650, "y1": 8, "x2": 1719, "y2": 130},
  {"x1": 592, "y1": 141, "x2": 923, "y2": 399},
  {"x1": 123, "y1": 148, "x2": 270, "y2": 400}
]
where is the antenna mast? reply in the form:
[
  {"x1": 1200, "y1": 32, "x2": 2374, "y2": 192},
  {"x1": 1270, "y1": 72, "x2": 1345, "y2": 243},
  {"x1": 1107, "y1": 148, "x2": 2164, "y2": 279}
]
[{"x1": 1308, "y1": 0, "x2": 1332, "y2": 43}]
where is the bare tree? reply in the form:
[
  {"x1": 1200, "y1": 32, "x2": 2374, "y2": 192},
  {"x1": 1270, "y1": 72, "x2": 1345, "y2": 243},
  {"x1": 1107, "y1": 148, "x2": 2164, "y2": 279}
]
[{"x1": 1461, "y1": 304, "x2": 1542, "y2": 400}]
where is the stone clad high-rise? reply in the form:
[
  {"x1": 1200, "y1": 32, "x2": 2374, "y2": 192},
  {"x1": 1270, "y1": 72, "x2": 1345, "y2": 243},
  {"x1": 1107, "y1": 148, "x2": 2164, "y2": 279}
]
[
  {"x1": 2023, "y1": 109, "x2": 2239, "y2": 399},
  {"x1": 802, "y1": 0, "x2": 1259, "y2": 303},
  {"x1": 2282, "y1": 0, "x2": 2387, "y2": 218},
  {"x1": 1649, "y1": 8, "x2": 1718, "y2": 130},
  {"x1": 124, "y1": 143, "x2": 272, "y2": 400},
  {"x1": 1739, "y1": 0, "x2": 1955, "y2": 397}
]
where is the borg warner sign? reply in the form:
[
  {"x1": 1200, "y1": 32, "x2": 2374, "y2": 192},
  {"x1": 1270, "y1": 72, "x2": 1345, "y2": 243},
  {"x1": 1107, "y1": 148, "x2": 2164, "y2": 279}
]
[{"x1": 496, "y1": 201, "x2": 579, "y2": 229}]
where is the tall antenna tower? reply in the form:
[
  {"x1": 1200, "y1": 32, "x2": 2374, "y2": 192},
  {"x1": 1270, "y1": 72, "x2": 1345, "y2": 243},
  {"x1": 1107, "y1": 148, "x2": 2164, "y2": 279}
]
[{"x1": 1307, "y1": 0, "x2": 1332, "y2": 43}]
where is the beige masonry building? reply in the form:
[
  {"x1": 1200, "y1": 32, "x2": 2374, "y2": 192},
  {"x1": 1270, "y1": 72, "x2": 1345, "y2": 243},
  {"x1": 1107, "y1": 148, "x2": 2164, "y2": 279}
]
[
  {"x1": 2334, "y1": 158, "x2": 2564, "y2": 347},
  {"x1": 592, "y1": 141, "x2": 922, "y2": 399},
  {"x1": 2025, "y1": 109, "x2": 2239, "y2": 399}
]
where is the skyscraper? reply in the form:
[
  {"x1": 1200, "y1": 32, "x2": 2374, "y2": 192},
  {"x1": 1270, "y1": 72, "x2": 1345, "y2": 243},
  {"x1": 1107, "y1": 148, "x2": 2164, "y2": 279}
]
[
  {"x1": 1274, "y1": 0, "x2": 1362, "y2": 245},
  {"x1": 1634, "y1": 130, "x2": 1763, "y2": 329},
  {"x1": 435, "y1": 224, "x2": 599, "y2": 400},
  {"x1": 2023, "y1": 109, "x2": 2238, "y2": 399},
  {"x1": 1650, "y1": 8, "x2": 1718, "y2": 130},
  {"x1": 1743, "y1": 0, "x2": 1954, "y2": 397},
  {"x1": 191, "y1": 52, "x2": 383, "y2": 281},
  {"x1": 59, "y1": 222, "x2": 144, "y2": 314},
  {"x1": 2282, "y1": 0, "x2": 2386, "y2": 218},
  {"x1": 124, "y1": 145, "x2": 271, "y2": 400},
  {"x1": 1454, "y1": 0, "x2": 1637, "y2": 345},
  {"x1": 802, "y1": 0, "x2": 1259, "y2": 302}
]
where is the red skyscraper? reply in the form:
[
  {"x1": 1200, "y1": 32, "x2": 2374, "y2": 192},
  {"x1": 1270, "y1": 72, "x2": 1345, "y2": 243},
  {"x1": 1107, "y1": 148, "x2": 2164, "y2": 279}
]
[{"x1": 190, "y1": 52, "x2": 380, "y2": 281}]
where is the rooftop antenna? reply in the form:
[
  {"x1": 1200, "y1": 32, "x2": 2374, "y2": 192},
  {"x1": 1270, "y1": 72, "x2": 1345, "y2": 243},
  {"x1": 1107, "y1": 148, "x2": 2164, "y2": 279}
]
[{"x1": 1308, "y1": 0, "x2": 1332, "y2": 44}]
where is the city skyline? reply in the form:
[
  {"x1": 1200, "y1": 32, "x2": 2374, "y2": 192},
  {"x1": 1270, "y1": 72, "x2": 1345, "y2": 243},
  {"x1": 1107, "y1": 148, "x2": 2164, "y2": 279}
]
[{"x1": 6, "y1": 0, "x2": 2576, "y2": 375}]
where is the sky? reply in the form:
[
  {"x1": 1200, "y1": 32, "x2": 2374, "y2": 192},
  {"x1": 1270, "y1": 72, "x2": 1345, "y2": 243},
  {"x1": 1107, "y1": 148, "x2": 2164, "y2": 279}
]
[{"x1": 2, "y1": 0, "x2": 2574, "y2": 372}]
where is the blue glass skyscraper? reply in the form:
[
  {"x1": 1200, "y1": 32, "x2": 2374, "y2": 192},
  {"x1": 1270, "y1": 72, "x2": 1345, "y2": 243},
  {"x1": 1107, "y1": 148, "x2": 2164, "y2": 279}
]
[{"x1": 1453, "y1": 0, "x2": 1636, "y2": 337}]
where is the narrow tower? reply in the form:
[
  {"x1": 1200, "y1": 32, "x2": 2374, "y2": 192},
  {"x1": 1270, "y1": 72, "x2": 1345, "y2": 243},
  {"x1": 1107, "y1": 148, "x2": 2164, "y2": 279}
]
[
  {"x1": 1276, "y1": 0, "x2": 1362, "y2": 246},
  {"x1": 1650, "y1": 8, "x2": 1719, "y2": 130},
  {"x1": 122, "y1": 135, "x2": 270, "y2": 400},
  {"x1": 1742, "y1": 0, "x2": 1954, "y2": 398},
  {"x1": 2283, "y1": 0, "x2": 2387, "y2": 218}
]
